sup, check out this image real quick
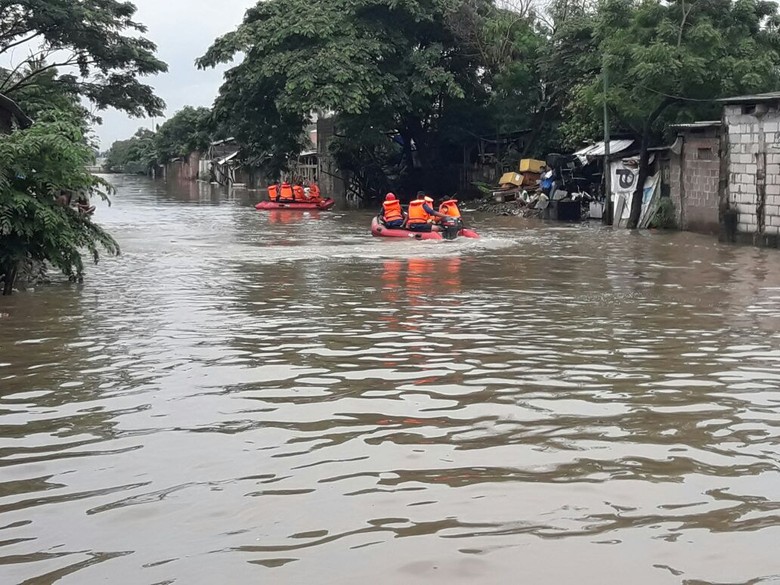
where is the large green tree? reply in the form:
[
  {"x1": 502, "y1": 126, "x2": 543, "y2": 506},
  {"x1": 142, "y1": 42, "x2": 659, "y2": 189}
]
[
  {"x1": 154, "y1": 106, "x2": 213, "y2": 164},
  {"x1": 0, "y1": 0, "x2": 167, "y2": 118},
  {"x1": 579, "y1": 0, "x2": 780, "y2": 227},
  {"x1": 0, "y1": 111, "x2": 120, "y2": 295},
  {"x1": 105, "y1": 128, "x2": 158, "y2": 174},
  {"x1": 198, "y1": 0, "x2": 494, "y2": 194}
]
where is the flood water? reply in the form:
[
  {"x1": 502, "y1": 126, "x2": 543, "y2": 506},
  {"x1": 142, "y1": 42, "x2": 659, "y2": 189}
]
[{"x1": 2, "y1": 175, "x2": 780, "y2": 584}]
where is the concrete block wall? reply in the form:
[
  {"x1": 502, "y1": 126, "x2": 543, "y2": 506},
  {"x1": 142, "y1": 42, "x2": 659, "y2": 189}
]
[
  {"x1": 725, "y1": 104, "x2": 780, "y2": 243},
  {"x1": 668, "y1": 128, "x2": 720, "y2": 234}
]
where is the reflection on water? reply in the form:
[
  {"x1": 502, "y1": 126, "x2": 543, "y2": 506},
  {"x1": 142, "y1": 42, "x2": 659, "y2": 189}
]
[{"x1": 2, "y1": 175, "x2": 780, "y2": 584}]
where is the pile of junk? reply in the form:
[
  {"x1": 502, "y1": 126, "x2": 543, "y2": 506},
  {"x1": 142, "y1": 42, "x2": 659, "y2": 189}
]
[{"x1": 479, "y1": 154, "x2": 606, "y2": 221}]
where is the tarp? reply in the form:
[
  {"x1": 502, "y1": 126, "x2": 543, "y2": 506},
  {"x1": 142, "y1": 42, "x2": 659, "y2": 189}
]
[
  {"x1": 609, "y1": 155, "x2": 656, "y2": 202},
  {"x1": 610, "y1": 155, "x2": 660, "y2": 227},
  {"x1": 575, "y1": 139, "x2": 634, "y2": 158}
]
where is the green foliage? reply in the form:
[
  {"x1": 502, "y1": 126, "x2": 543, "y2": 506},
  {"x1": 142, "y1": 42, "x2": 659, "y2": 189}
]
[
  {"x1": 106, "y1": 106, "x2": 217, "y2": 172},
  {"x1": 105, "y1": 128, "x2": 158, "y2": 174},
  {"x1": 566, "y1": 0, "x2": 780, "y2": 144},
  {"x1": 0, "y1": 113, "x2": 120, "y2": 294},
  {"x1": 198, "y1": 0, "x2": 492, "y2": 183},
  {"x1": 0, "y1": 0, "x2": 168, "y2": 117},
  {"x1": 155, "y1": 107, "x2": 213, "y2": 163}
]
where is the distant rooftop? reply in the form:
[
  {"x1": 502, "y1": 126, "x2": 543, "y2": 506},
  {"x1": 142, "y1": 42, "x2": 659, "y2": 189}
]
[{"x1": 718, "y1": 92, "x2": 780, "y2": 105}]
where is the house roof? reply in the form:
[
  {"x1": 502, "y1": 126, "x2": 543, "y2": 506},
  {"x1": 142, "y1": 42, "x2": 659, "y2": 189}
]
[
  {"x1": 718, "y1": 92, "x2": 780, "y2": 105},
  {"x1": 574, "y1": 139, "x2": 635, "y2": 158}
]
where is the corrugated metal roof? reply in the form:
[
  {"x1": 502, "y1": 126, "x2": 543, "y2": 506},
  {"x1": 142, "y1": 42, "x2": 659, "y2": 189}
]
[
  {"x1": 574, "y1": 139, "x2": 634, "y2": 157},
  {"x1": 718, "y1": 92, "x2": 780, "y2": 104}
]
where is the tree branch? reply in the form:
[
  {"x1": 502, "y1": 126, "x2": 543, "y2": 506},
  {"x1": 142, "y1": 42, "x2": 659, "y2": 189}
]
[
  {"x1": 0, "y1": 92, "x2": 33, "y2": 128},
  {"x1": 0, "y1": 31, "x2": 41, "y2": 54},
  {"x1": 677, "y1": 0, "x2": 696, "y2": 48},
  {"x1": 1, "y1": 55, "x2": 91, "y2": 95}
]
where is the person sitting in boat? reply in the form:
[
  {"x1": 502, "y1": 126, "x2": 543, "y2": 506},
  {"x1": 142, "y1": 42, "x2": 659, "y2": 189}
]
[
  {"x1": 293, "y1": 181, "x2": 306, "y2": 202},
  {"x1": 439, "y1": 198, "x2": 461, "y2": 219},
  {"x1": 406, "y1": 191, "x2": 448, "y2": 232},
  {"x1": 379, "y1": 193, "x2": 405, "y2": 228},
  {"x1": 308, "y1": 182, "x2": 322, "y2": 201},
  {"x1": 278, "y1": 181, "x2": 295, "y2": 202},
  {"x1": 267, "y1": 183, "x2": 280, "y2": 202}
]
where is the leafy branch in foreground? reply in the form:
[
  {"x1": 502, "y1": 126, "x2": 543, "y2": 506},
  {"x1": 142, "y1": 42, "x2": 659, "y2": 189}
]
[{"x1": 0, "y1": 112, "x2": 120, "y2": 295}]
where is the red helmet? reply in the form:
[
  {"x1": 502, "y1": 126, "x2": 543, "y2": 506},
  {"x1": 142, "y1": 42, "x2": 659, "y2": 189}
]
[{"x1": 385, "y1": 193, "x2": 396, "y2": 201}]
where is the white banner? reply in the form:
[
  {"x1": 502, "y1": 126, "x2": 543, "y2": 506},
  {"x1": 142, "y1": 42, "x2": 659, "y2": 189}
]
[{"x1": 610, "y1": 157, "x2": 659, "y2": 225}]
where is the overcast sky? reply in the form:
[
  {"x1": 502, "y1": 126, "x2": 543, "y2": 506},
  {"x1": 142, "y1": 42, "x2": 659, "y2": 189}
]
[{"x1": 94, "y1": 0, "x2": 257, "y2": 149}]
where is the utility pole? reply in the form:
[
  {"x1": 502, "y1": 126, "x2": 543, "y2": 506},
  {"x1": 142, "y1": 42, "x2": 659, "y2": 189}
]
[{"x1": 603, "y1": 54, "x2": 613, "y2": 225}]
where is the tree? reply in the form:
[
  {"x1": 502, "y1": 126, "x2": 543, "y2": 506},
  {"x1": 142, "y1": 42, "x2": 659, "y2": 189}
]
[
  {"x1": 580, "y1": 0, "x2": 780, "y2": 227},
  {"x1": 449, "y1": 0, "x2": 551, "y2": 152},
  {"x1": 0, "y1": 111, "x2": 120, "y2": 295},
  {"x1": 154, "y1": 107, "x2": 213, "y2": 163},
  {"x1": 0, "y1": 0, "x2": 167, "y2": 118},
  {"x1": 105, "y1": 128, "x2": 158, "y2": 174},
  {"x1": 197, "y1": 0, "x2": 490, "y2": 191}
]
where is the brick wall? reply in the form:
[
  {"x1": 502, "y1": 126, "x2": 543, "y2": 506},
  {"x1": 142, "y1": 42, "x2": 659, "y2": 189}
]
[
  {"x1": 669, "y1": 127, "x2": 721, "y2": 234},
  {"x1": 724, "y1": 104, "x2": 780, "y2": 245}
]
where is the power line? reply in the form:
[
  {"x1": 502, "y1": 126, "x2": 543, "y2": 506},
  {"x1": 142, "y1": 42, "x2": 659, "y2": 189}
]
[{"x1": 636, "y1": 84, "x2": 717, "y2": 103}]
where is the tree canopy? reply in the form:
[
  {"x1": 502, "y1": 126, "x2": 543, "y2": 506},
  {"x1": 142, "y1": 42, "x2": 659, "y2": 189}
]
[
  {"x1": 575, "y1": 0, "x2": 780, "y2": 226},
  {"x1": 0, "y1": 1, "x2": 165, "y2": 294},
  {"x1": 200, "y1": 0, "x2": 561, "y2": 194},
  {"x1": 0, "y1": 111, "x2": 120, "y2": 295},
  {"x1": 104, "y1": 107, "x2": 217, "y2": 173},
  {"x1": 154, "y1": 107, "x2": 213, "y2": 164},
  {"x1": 105, "y1": 128, "x2": 158, "y2": 174},
  {"x1": 0, "y1": 0, "x2": 168, "y2": 118}
]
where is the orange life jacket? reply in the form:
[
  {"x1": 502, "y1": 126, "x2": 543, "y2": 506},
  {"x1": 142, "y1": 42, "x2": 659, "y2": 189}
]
[
  {"x1": 293, "y1": 185, "x2": 306, "y2": 201},
  {"x1": 309, "y1": 184, "x2": 321, "y2": 199},
  {"x1": 407, "y1": 199, "x2": 432, "y2": 225},
  {"x1": 382, "y1": 199, "x2": 403, "y2": 222},
  {"x1": 268, "y1": 184, "x2": 279, "y2": 201},
  {"x1": 439, "y1": 199, "x2": 461, "y2": 218},
  {"x1": 279, "y1": 183, "x2": 294, "y2": 201}
]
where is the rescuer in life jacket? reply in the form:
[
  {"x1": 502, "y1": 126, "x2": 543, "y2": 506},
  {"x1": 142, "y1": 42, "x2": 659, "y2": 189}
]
[
  {"x1": 278, "y1": 181, "x2": 295, "y2": 202},
  {"x1": 439, "y1": 198, "x2": 461, "y2": 219},
  {"x1": 292, "y1": 181, "x2": 307, "y2": 202},
  {"x1": 379, "y1": 193, "x2": 405, "y2": 228},
  {"x1": 406, "y1": 191, "x2": 449, "y2": 232},
  {"x1": 267, "y1": 183, "x2": 280, "y2": 202},
  {"x1": 307, "y1": 182, "x2": 322, "y2": 201}
]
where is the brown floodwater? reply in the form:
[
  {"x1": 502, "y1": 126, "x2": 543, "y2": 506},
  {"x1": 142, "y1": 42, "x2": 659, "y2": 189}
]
[{"x1": 2, "y1": 175, "x2": 780, "y2": 585}]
